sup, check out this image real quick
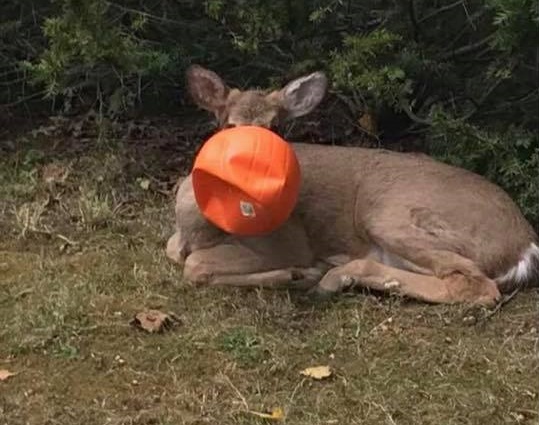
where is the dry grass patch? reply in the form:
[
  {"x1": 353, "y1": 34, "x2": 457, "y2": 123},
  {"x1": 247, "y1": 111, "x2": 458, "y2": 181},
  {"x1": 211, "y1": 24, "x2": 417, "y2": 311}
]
[{"x1": 0, "y1": 132, "x2": 537, "y2": 425}]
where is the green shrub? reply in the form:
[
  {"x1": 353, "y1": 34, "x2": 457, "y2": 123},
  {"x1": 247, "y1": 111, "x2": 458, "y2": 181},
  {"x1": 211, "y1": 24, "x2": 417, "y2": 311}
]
[{"x1": 1, "y1": 0, "x2": 537, "y2": 227}]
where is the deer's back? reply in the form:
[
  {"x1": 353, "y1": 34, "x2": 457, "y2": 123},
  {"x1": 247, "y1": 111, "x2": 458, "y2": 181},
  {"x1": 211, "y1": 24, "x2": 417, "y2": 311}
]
[{"x1": 292, "y1": 143, "x2": 537, "y2": 277}]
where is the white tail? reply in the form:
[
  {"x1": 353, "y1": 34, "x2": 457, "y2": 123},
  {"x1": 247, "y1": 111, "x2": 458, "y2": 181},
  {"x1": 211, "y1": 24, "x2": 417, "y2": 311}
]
[
  {"x1": 166, "y1": 65, "x2": 539, "y2": 306},
  {"x1": 495, "y1": 242, "x2": 539, "y2": 290}
]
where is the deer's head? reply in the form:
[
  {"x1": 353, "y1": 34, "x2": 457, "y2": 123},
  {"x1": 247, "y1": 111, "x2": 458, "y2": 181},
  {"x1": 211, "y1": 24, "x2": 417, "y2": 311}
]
[{"x1": 186, "y1": 65, "x2": 328, "y2": 131}]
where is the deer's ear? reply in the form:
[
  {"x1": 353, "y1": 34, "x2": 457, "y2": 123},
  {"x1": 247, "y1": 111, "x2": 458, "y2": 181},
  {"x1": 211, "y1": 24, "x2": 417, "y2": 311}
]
[
  {"x1": 279, "y1": 71, "x2": 328, "y2": 119},
  {"x1": 186, "y1": 65, "x2": 229, "y2": 114}
]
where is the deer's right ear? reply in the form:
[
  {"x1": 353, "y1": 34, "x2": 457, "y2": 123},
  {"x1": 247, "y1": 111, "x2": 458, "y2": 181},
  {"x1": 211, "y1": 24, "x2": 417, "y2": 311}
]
[
  {"x1": 280, "y1": 71, "x2": 328, "y2": 119},
  {"x1": 186, "y1": 65, "x2": 229, "y2": 113}
]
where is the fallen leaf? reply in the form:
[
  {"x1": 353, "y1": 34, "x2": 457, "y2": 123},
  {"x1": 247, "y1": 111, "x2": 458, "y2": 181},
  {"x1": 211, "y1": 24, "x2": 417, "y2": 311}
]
[
  {"x1": 41, "y1": 163, "x2": 70, "y2": 184},
  {"x1": 358, "y1": 111, "x2": 378, "y2": 135},
  {"x1": 248, "y1": 407, "x2": 285, "y2": 421},
  {"x1": 300, "y1": 365, "x2": 332, "y2": 380},
  {"x1": 0, "y1": 369, "x2": 16, "y2": 381},
  {"x1": 138, "y1": 178, "x2": 151, "y2": 190},
  {"x1": 130, "y1": 309, "x2": 179, "y2": 333}
]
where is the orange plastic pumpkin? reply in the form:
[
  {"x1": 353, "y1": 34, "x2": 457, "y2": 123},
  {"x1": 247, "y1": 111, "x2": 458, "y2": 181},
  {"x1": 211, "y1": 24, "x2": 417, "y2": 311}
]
[{"x1": 192, "y1": 126, "x2": 301, "y2": 236}]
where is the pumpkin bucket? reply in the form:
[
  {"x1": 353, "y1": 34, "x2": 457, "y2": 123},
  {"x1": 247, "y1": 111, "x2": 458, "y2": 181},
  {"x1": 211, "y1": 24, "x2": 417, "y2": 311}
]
[{"x1": 191, "y1": 126, "x2": 301, "y2": 236}]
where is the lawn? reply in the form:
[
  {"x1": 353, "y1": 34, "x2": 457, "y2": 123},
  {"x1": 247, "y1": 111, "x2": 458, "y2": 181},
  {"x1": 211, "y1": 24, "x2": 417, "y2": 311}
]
[{"x1": 1, "y1": 119, "x2": 537, "y2": 425}]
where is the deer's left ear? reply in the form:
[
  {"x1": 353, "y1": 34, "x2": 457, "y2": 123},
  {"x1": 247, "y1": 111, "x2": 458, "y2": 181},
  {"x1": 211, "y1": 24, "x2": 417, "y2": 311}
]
[
  {"x1": 278, "y1": 72, "x2": 328, "y2": 119},
  {"x1": 186, "y1": 65, "x2": 229, "y2": 114}
]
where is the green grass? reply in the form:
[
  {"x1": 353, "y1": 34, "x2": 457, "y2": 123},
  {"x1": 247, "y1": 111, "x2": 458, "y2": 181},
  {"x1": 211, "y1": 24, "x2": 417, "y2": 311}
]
[{"x1": 0, "y1": 130, "x2": 537, "y2": 425}]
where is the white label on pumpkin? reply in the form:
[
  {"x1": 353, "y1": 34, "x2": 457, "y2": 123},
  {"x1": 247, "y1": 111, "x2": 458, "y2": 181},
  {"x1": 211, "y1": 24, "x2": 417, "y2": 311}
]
[{"x1": 239, "y1": 201, "x2": 256, "y2": 217}]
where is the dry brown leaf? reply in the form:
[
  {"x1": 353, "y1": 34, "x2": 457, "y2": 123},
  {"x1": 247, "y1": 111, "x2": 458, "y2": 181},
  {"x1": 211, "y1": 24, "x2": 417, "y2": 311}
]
[
  {"x1": 300, "y1": 365, "x2": 332, "y2": 380},
  {"x1": 358, "y1": 111, "x2": 378, "y2": 135},
  {"x1": 41, "y1": 163, "x2": 70, "y2": 185},
  {"x1": 0, "y1": 369, "x2": 17, "y2": 381},
  {"x1": 248, "y1": 407, "x2": 285, "y2": 421},
  {"x1": 130, "y1": 309, "x2": 179, "y2": 333}
]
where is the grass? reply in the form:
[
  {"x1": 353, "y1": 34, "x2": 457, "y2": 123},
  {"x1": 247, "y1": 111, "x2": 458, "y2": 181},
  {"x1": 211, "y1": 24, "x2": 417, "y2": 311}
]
[{"x1": 0, "y1": 127, "x2": 538, "y2": 425}]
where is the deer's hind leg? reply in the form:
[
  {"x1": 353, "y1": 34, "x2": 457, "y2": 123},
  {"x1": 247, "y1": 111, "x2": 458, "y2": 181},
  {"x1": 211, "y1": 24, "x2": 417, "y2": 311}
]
[{"x1": 313, "y1": 257, "x2": 501, "y2": 306}]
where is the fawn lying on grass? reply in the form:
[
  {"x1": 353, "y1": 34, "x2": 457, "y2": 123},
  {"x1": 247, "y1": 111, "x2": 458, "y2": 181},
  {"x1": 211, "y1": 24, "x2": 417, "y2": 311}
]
[{"x1": 167, "y1": 65, "x2": 539, "y2": 306}]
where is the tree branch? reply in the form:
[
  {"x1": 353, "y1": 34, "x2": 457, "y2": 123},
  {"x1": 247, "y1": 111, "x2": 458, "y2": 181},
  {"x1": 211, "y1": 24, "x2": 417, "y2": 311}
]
[
  {"x1": 104, "y1": 1, "x2": 207, "y2": 30},
  {"x1": 438, "y1": 34, "x2": 495, "y2": 60},
  {"x1": 462, "y1": 60, "x2": 518, "y2": 120},
  {"x1": 0, "y1": 90, "x2": 47, "y2": 108},
  {"x1": 408, "y1": 0, "x2": 421, "y2": 42},
  {"x1": 418, "y1": 0, "x2": 463, "y2": 24},
  {"x1": 399, "y1": 96, "x2": 432, "y2": 126}
]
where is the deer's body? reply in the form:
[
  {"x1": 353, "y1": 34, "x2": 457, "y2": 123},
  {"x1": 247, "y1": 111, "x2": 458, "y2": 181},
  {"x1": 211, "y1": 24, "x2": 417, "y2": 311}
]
[
  {"x1": 166, "y1": 65, "x2": 539, "y2": 306},
  {"x1": 293, "y1": 143, "x2": 535, "y2": 277}
]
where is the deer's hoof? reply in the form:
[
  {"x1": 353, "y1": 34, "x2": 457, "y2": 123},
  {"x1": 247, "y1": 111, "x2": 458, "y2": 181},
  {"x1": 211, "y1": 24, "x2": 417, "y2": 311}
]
[{"x1": 308, "y1": 284, "x2": 338, "y2": 301}]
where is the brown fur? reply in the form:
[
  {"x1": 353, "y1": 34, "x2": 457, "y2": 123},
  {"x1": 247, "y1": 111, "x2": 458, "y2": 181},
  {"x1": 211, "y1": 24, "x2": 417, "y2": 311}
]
[{"x1": 167, "y1": 65, "x2": 538, "y2": 306}]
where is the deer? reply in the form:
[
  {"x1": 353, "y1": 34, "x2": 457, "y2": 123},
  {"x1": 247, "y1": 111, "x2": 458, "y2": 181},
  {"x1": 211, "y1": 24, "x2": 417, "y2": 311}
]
[{"x1": 166, "y1": 64, "x2": 539, "y2": 306}]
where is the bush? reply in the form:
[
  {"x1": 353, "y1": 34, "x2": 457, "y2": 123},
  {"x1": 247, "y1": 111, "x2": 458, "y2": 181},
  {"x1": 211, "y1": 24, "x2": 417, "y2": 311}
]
[{"x1": 1, "y1": 0, "x2": 537, "y2": 228}]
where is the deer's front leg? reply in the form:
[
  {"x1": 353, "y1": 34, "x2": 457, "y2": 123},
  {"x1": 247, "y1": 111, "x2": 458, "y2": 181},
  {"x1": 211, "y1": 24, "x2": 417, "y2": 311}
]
[
  {"x1": 207, "y1": 267, "x2": 324, "y2": 290},
  {"x1": 182, "y1": 242, "x2": 323, "y2": 290},
  {"x1": 166, "y1": 231, "x2": 187, "y2": 265}
]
